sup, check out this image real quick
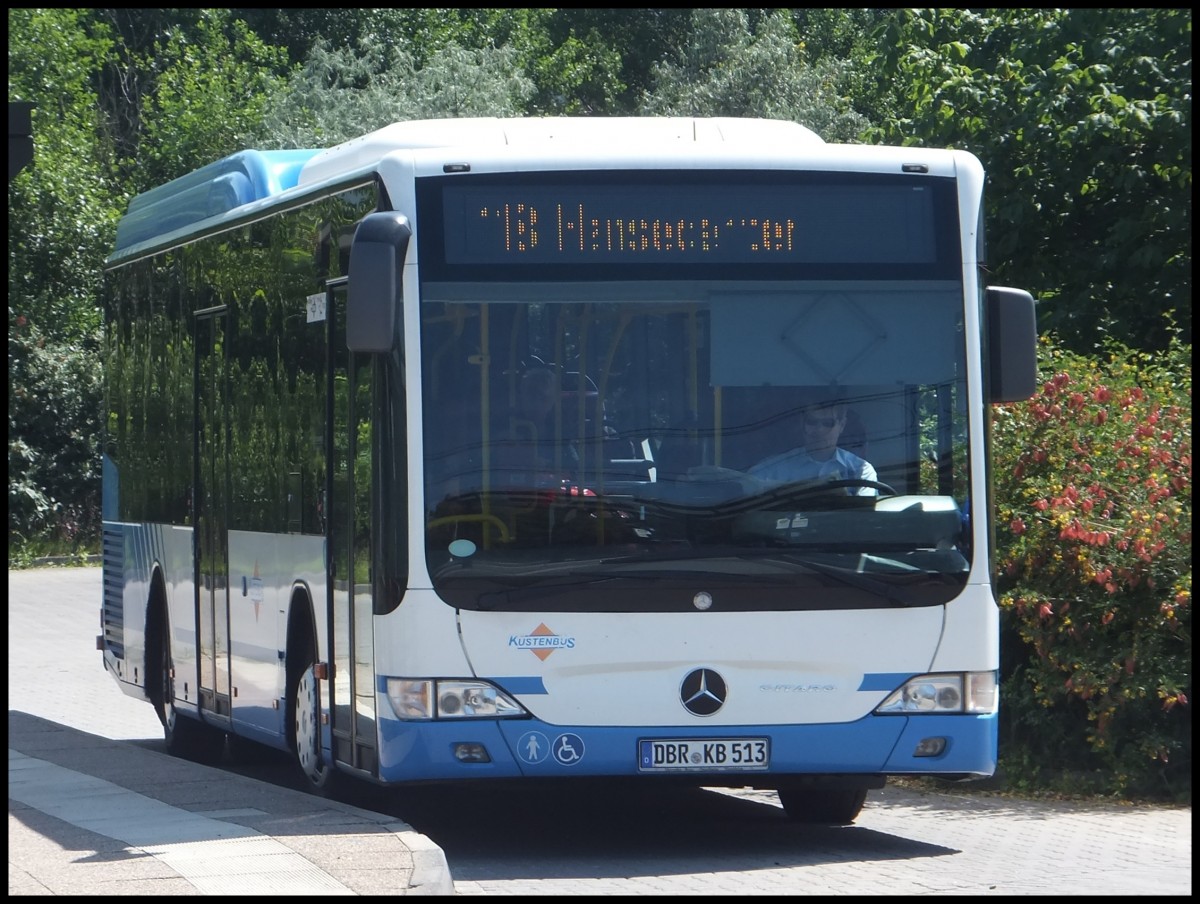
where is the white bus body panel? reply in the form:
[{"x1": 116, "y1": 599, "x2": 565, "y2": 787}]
[
  {"x1": 457, "y1": 604, "x2": 944, "y2": 726},
  {"x1": 100, "y1": 522, "x2": 195, "y2": 704},
  {"x1": 226, "y1": 530, "x2": 327, "y2": 742}
]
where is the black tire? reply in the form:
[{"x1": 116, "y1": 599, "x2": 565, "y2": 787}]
[
  {"x1": 777, "y1": 787, "x2": 868, "y2": 825},
  {"x1": 154, "y1": 599, "x2": 225, "y2": 764}
]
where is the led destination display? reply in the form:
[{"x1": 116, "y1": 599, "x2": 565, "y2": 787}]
[{"x1": 442, "y1": 181, "x2": 940, "y2": 267}]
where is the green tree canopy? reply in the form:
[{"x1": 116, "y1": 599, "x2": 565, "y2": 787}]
[
  {"x1": 864, "y1": 8, "x2": 1191, "y2": 353},
  {"x1": 130, "y1": 11, "x2": 289, "y2": 191},
  {"x1": 639, "y1": 9, "x2": 869, "y2": 142},
  {"x1": 254, "y1": 37, "x2": 534, "y2": 149},
  {"x1": 9, "y1": 8, "x2": 117, "y2": 341}
]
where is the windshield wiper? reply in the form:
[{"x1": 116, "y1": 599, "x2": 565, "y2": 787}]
[
  {"x1": 466, "y1": 550, "x2": 931, "y2": 609},
  {"x1": 607, "y1": 547, "x2": 950, "y2": 607},
  {"x1": 778, "y1": 555, "x2": 922, "y2": 608}
]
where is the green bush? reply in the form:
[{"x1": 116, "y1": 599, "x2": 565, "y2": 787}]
[
  {"x1": 8, "y1": 312, "x2": 102, "y2": 557},
  {"x1": 993, "y1": 330, "x2": 1191, "y2": 801}
]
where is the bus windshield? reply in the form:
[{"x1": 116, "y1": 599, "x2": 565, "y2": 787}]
[
  {"x1": 417, "y1": 168, "x2": 969, "y2": 609},
  {"x1": 417, "y1": 192, "x2": 979, "y2": 607}
]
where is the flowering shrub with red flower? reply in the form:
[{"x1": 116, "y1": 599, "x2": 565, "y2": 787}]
[{"x1": 992, "y1": 330, "x2": 1190, "y2": 799}]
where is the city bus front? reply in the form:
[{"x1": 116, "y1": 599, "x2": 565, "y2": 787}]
[{"x1": 367, "y1": 156, "x2": 1010, "y2": 822}]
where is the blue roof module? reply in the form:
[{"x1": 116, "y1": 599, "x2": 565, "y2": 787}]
[{"x1": 110, "y1": 148, "x2": 320, "y2": 259}]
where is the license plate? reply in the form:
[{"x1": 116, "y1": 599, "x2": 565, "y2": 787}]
[{"x1": 638, "y1": 737, "x2": 770, "y2": 772}]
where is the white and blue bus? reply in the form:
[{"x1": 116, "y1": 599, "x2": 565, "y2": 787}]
[{"x1": 99, "y1": 117, "x2": 1036, "y2": 824}]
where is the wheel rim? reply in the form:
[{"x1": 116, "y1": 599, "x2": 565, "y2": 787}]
[{"x1": 295, "y1": 666, "x2": 325, "y2": 783}]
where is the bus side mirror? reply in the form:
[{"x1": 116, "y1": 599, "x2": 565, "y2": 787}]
[
  {"x1": 986, "y1": 286, "x2": 1038, "y2": 403},
  {"x1": 347, "y1": 211, "x2": 411, "y2": 353}
]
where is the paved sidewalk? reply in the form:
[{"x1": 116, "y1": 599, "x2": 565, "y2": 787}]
[{"x1": 8, "y1": 712, "x2": 454, "y2": 896}]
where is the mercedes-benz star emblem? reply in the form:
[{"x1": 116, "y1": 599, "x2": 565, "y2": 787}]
[{"x1": 680, "y1": 668, "x2": 727, "y2": 716}]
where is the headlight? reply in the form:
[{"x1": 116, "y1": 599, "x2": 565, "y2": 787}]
[
  {"x1": 874, "y1": 671, "x2": 997, "y2": 715},
  {"x1": 385, "y1": 678, "x2": 527, "y2": 720}
]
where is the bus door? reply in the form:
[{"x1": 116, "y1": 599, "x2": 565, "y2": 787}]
[
  {"x1": 194, "y1": 305, "x2": 232, "y2": 722},
  {"x1": 326, "y1": 279, "x2": 378, "y2": 775}
]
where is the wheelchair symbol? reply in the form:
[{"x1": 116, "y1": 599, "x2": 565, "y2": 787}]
[{"x1": 552, "y1": 733, "x2": 585, "y2": 766}]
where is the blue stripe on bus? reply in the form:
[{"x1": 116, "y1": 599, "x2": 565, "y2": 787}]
[
  {"x1": 490, "y1": 676, "x2": 548, "y2": 695},
  {"x1": 374, "y1": 711, "x2": 999, "y2": 783},
  {"x1": 857, "y1": 673, "x2": 911, "y2": 691}
]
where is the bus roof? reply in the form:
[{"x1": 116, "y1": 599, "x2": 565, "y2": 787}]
[
  {"x1": 296, "y1": 116, "x2": 824, "y2": 187},
  {"x1": 108, "y1": 117, "x2": 828, "y2": 262}
]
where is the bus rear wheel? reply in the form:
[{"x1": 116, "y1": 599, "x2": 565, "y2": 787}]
[
  {"x1": 776, "y1": 787, "x2": 868, "y2": 825},
  {"x1": 155, "y1": 603, "x2": 224, "y2": 763}
]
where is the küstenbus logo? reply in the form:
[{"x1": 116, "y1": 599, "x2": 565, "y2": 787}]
[{"x1": 510, "y1": 623, "x2": 576, "y2": 661}]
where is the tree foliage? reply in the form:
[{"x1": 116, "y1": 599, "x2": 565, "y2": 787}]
[
  {"x1": 539, "y1": 9, "x2": 694, "y2": 113},
  {"x1": 129, "y1": 11, "x2": 289, "y2": 191},
  {"x1": 8, "y1": 9, "x2": 114, "y2": 552},
  {"x1": 254, "y1": 37, "x2": 534, "y2": 148},
  {"x1": 9, "y1": 8, "x2": 289, "y2": 551},
  {"x1": 9, "y1": 8, "x2": 117, "y2": 342},
  {"x1": 864, "y1": 8, "x2": 1191, "y2": 353},
  {"x1": 639, "y1": 9, "x2": 869, "y2": 142},
  {"x1": 234, "y1": 8, "x2": 632, "y2": 116},
  {"x1": 9, "y1": 315, "x2": 103, "y2": 551}
]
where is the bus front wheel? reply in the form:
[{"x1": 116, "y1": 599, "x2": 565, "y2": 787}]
[
  {"x1": 291, "y1": 661, "x2": 339, "y2": 792},
  {"x1": 776, "y1": 787, "x2": 868, "y2": 825}
]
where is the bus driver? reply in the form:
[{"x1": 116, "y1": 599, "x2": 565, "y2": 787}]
[{"x1": 748, "y1": 396, "x2": 878, "y2": 496}]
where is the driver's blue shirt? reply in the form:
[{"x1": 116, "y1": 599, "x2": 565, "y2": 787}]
[{"x1": 748, "y1": 447, "x2": 878, "y2": 496}]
